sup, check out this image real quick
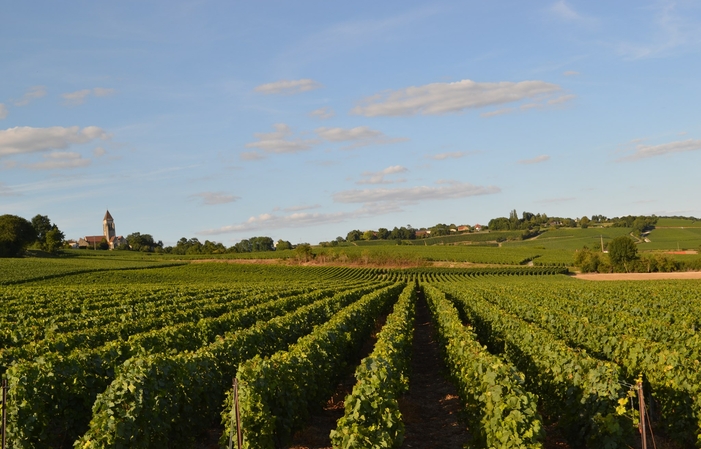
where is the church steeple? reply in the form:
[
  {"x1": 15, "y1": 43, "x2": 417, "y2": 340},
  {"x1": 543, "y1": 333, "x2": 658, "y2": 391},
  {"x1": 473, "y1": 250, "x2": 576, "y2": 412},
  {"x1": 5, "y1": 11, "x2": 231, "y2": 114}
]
[{"x1": 103, "y1": 210, "x2": 115, "y2": 240}]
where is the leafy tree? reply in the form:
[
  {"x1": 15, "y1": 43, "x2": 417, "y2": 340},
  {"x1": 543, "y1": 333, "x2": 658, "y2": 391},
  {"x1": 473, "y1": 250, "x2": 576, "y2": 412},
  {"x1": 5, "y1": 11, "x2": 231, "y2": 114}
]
[
  {"x1": 362, "y1": 230, "x2": 376, "y2": 241},
  {"x1": 98, "y1": 237, "x2": 109, "y2": 251},
  {"x1": 233, "y1": 239, "x2": 252, "y2": 253},
  {"x1": 126, "y1": 232, "x2": 156, "y2": 252},
  {"x1": 376, "y1": 228, "x2": 389, "y2": 240},
  {"x1": 429, "y1": 223, "x2": 450, "y2": 237},
  {"x1": 0, "y1": 215, "x2": 37, "y2": 257},
  {"x1": 45, "y1": 227, "x2": 65, "y2": 253},
  {"x1": 608, "y1": 236, "x2": 638, "y2": 272},
  {"x1": 574, "y1": 247, "x2": 605, "y2": 273},
  {"x1": 488, "y1": 217, "x2": 511, "y2": 231},
  {"x1": 31, "y1": 215, "x2": 64, "y2": 253},
  {"x1": 31, "y1": 215, "x2": 52, "y2": 243},
  {"x1": 250, "y1": 236, "x2": 274, "y2": 252},
  {"x1": 579, "y1": 216, "x2": 590, "y2": 229},
  {"x1": 346, "y1": 230, "x2": 362, "y2": 242},
  {"x1": 295, "y1": 243, "x2": 313, "y2": 262},
  {"x1": 276, "y1": 239, "x2": 292, "y2": 251}
]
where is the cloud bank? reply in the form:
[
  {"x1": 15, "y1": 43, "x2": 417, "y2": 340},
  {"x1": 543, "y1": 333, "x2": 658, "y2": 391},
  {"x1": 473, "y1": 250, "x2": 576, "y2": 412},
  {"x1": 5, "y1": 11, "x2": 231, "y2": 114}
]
[
  {"x1": 356, "y1": 165, "x2": 408, "y2": 185},
  {"x1": 333, "y1": 181, "x2": 500, "y2": 203},
  {"x1": 192, "y1": 191, "x2": 241, "y2": 205},
  {"x1": 255, "y1": 79, "x2": 323, "y2": 95},
  {"x1": 352, "y1": 79, "x2": 562, "y2": 116},
  {"x1": 0, "y1": 126, "x2": 109, "y2": 157},
  {"x1": 244, "y1": 123, "x2": 316, "y2": 155},
  {"x1": 316, "y1": 126, "x2": 408, "y2": 149},
  {"x1": 62, "y1": 87, "x2": 116, "y2": 105},
  {"x1": 25, "y1": 151, "x2": 91, "y2": 170},
  {"x1": 618, "y1": 139, "x2": 701, "y2": 161},
  {"x1": 518, "y1": 154, "x2": 550, "y2": 164},
  {"x1": 13, "y1": 86, "x2": 47, "y2": 106}
]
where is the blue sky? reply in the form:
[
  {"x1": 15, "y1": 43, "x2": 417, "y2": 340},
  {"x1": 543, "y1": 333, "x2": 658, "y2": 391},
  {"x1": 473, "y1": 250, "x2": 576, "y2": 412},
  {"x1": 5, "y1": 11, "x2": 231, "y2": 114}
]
[{"x1": 2, "y1": 1, "x2": 700, "y2": 246}]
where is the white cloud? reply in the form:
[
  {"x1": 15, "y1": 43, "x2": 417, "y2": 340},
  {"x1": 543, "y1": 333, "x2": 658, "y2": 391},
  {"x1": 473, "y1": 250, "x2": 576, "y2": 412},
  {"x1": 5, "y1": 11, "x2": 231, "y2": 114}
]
[
  {"x1": 240, "y1": 151, "x2": 266, "y2": 161},
  {"x1": 309, "y1": 107, "x2": 335, "y2": 119},
  {"x1": 283, "y1": 204, "x2": 322, "y2": 212},
  {"x1": 254, "y1": 79, "x2": 323, "y2": 95},
  {"x1": 93, "y1": 87, "x2": 116, "y2": 97},
  {"x1": 547, "y1": 94, "x2": 576, "y2": 105},
  {"x1": 24, "y1": 151, "x2": 91, "y2": 170},
  {"x1": 13, "y1": 86, "x2": 47, "y2": 106},
  {"x1": 0, "y1": 104, "x2": 7, "y2": 119},
  {"x1": 199, "y1": 203, "x2": 400, "y2": 235},
  {"x1": 429, "y1": 151, "x2": 474, "y2": 160},
  {"x1": 192, "y1": 191, "x2": 240, "y2": 205},
  {"x1": 520, "y1": 103, "x2": 543, "y2": 111},
  {"x1": 618, "y1": 139, "x2": 701, "y2": 162},
  {"x1": 563, "y1": 70, "x2": 580, "y2": 76},
  {"x1": 357, "y1": 165, "x2": 408, "y2": 185},
  {"x1": 352, "y1": 79, "x2": 562, "y2": 117},
  {"x1": 480, "y1": 108, "x2": 514, "y2": 118},
  {"x1": 333, "y1": 181, "x2": 501, "y2": 203},
  {"x1": 93, "y1": 147, "x2": 107, "y2": 157},
  {"x1": 315, "y1": 126, "x2": 408, "y2": 149},
  {"x1": 244, "y1": 123, "x2": 316, "y2": 154},
  {"x1": 62, "y1": 87, "x2": 116, "y2": 105},
  {"x1": 62, "y1": 89, "x2": 92, "y2": 105},
  {"x1": 518, "y1": 155, "x2": 550, "y2": 164},
  {"x1": 0, "y1": 126, "x2": 109, "y2": 157}
]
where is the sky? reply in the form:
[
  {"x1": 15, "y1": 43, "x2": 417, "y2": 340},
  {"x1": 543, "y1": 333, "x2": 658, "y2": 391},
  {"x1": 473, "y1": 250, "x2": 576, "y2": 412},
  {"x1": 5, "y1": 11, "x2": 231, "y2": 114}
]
[{"x1": 2, "y1": 1, "x2": 701, "y2": 246}]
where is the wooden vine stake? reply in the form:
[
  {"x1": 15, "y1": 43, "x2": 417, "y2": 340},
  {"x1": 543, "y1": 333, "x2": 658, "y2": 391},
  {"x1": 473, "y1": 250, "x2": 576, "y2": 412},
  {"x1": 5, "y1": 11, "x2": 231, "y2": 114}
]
[
  {"x1": 2, "y1": 378, "x2": 7, "y2": 449},
  {"x1": 229, "y1": 378, "x2": 243, "y2": 449},
  {"x1": 637, "y1": 379, "x2": 647, "y2": 449}
]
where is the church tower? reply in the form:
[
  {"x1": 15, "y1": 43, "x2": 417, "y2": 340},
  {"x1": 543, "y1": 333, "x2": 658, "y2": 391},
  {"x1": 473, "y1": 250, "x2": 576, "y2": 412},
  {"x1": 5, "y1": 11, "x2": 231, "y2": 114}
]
[{"x1": 103, "y1": 210, "x2": 116, "y2": 241}]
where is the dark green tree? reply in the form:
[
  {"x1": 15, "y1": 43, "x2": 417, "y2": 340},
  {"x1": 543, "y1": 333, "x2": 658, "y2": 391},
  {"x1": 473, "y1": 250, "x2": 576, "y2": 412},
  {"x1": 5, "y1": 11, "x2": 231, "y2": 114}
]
[
  {"x1": 346, "y1": 230, "x2": 362, "y2": 242},
  {"x1": 31, "y1": 215, "x2": 64, "y2": 252},
  {"x1": 0, "y1": 215, "x2": 37, "y2": 257},
  {"x1": 276, "y1": 239, "x2": 292, "y2": 251},
  {"x1": 295, "y1": 243, "x2": 313, "y2": 262},
  {"x1": 608, "y1": 236, "x2": 638, "y2": 272}
]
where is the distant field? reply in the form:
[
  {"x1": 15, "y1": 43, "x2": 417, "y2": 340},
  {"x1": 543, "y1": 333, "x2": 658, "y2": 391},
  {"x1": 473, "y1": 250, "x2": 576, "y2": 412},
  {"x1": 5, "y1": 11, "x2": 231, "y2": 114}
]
[
  {"x1": 655, "y1": 218, "x2": 701, "y2": 227},
  {"x1": 503, "y1": 227, "x2": 632, "y2": 251},
  {"x1": 313, "y1": 244, "x2": 543, "y2": 265},
  {"x1": 348, "y1": 230, "x2": 522, "y2": 246},
  {"x1": 641, "y1": 227, "x2": 701, "y2": 250},
  {"x1": 0, "y1": 256, "x2": 183, "y2": 285}
]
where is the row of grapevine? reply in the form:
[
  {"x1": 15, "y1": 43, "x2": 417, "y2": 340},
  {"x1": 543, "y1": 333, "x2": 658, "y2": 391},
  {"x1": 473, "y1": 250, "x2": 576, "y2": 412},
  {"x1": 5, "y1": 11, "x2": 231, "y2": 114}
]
[
  {"x1": 7, "y1": 283, "x2": 384, "y2": 448},
  {"x1": 74, "y1": 283, "x2": 394, "y2": 449},
  {"x1": 226, "y1": 283, "x2": 406, "y2": 449},
  {"x1": 423, "y1": 284, "x2": 544, "y2": 448},
  {"x1": 0, "y1": 283, "x2": 334, "y2": 358},
  {"x1": 433, "y1": 282, "x2": 633, "y2": 447},
  {"x1": 330, "y1": 283, "x2": 417, "y2": 448},
  {"x1": 465, "y1": 282, "x2": 701, "y2": 445}
]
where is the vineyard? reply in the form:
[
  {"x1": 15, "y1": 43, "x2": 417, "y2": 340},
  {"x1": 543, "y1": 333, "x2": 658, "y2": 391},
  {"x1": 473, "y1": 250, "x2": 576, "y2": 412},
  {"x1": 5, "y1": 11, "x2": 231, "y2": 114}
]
[{"x1": 0, "y1": 260, "x2": 699, "y2": 448}]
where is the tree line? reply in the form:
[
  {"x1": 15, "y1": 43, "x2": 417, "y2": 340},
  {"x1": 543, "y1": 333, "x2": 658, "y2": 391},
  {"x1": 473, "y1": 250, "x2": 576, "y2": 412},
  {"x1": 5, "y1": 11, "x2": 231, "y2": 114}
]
[{"x1": 0, "y1": 214, "x2": 66, "y2": 257}]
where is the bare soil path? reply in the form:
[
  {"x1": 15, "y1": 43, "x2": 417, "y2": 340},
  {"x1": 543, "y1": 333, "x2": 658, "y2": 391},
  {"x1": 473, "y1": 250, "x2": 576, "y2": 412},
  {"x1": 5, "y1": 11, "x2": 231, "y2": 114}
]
[{"x1": 399, "y1": 293, "x2": 470, "y2": 449}]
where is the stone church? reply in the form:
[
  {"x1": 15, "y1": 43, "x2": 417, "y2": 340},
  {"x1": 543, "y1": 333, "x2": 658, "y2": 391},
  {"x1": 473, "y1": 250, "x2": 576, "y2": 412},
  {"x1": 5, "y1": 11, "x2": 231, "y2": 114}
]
[{"x1": 78, "y1": 210, "x2": 127, "y2": 249}]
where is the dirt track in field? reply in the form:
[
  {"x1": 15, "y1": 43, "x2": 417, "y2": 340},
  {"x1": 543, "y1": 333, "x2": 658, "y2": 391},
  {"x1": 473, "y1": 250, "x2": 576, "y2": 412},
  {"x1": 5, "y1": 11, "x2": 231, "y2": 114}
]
[
  {"x1": 574, "y1": 271, "x2": 701, "y2": 280},
  {"x1": 399, "y1": 293, "x2": 470, "y2": 449}
]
